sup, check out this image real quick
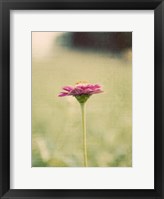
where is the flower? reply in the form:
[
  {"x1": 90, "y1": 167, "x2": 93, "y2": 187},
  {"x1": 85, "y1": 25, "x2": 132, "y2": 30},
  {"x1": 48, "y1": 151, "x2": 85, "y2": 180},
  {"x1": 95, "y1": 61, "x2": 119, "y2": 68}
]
[
  {"x1": 58, "y1": 81, "x2": 103, "y2": 166},
  {"x1": 58, "y1": 81, "x2": 103, "y2": 103}
]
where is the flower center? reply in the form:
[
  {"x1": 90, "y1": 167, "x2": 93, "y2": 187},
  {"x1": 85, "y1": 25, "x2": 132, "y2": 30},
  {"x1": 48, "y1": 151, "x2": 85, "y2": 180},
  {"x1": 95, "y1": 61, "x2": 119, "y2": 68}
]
[{"x1": 75, "y1": 81, "x2": 88, "y2": 86}]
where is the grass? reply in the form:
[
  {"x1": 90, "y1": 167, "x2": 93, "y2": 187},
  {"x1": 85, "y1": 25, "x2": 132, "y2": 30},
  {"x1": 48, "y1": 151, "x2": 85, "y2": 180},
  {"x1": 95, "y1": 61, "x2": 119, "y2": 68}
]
[{"x1": 32, "y1": 45, "x2": 132, "y2": 167}]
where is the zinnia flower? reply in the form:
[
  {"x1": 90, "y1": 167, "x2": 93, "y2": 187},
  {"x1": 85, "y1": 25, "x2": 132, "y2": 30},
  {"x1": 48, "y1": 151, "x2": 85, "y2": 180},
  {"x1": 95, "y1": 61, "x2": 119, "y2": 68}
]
[
  {"x1": 58, "y1": 81, "x2": 103, "y2": 166},
  {"x1": 58, "y1": 81, "x2": 103, "y2": 103}
]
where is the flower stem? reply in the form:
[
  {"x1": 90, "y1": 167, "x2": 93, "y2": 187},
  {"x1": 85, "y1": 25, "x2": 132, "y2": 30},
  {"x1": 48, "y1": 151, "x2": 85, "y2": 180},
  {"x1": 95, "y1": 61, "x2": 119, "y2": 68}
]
[{"x1": 80, "y1": 103, "x2": 88, "y2": 167}]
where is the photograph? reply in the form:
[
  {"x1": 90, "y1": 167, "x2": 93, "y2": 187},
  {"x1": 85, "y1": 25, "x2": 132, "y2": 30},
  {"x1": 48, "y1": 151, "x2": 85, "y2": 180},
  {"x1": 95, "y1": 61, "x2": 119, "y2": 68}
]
[
  {"x1": 1, "y1": 0, "x2": 163, "y2": 198},
  {"x1": 32, "y1": 32, "x2": 132, "y2": 167}
]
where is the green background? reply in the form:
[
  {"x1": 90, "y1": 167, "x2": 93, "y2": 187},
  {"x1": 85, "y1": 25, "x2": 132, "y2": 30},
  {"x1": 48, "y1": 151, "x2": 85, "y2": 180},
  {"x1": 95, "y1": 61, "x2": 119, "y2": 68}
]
[{"x1": 32, "y1": 32, "x2": 132, "y2": 167}]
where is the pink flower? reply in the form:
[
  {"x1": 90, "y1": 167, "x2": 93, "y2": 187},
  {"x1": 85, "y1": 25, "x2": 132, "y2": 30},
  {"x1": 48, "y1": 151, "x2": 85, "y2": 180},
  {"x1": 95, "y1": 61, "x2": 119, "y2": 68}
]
[{"x1": 58, "y1": 82, "x2": 103, "y2": 103}]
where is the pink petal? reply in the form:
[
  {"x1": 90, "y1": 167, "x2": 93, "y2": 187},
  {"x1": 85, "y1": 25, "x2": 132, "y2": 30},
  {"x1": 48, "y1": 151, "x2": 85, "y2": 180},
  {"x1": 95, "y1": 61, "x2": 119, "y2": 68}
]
[
  {"x1": 90, "y1": 89, "x2": 103, "y2": 94},
  {"x1": 70, "y1": 88, "x2": 82, "y2": 95},
  {"x1": 58, "y1": 92, "x2": 69, "y2": 97},
  {"x1": 62, "y1": 86, "x2": 74, "y2": 92},
  {"x1": 58, "y1": 83, "x2": 103, "y2": 97}
]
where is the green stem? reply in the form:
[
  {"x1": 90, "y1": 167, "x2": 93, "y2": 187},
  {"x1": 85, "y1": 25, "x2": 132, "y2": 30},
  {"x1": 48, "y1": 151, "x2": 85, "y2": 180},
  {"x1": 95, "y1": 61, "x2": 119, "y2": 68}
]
[{"x1": 80, "y1": 103, "x2": 88, "y2": 167}]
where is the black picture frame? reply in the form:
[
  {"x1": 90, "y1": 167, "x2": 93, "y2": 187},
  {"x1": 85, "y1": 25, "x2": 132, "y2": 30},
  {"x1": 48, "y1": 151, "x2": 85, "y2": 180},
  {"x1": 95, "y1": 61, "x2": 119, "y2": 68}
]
[{"x1": 0, "y1": 0, "x2": 163, "y2": 198}]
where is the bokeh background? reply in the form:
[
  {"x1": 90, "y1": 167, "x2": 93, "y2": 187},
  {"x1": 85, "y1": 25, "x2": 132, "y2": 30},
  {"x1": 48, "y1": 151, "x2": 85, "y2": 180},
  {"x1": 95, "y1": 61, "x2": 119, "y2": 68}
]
[{"x1": 32, "y1": 32, "x2": 132, "y2": 167}]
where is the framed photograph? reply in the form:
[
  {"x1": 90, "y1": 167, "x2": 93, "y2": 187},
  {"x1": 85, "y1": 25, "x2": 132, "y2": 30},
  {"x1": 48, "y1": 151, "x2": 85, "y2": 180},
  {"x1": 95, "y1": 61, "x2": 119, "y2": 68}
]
[{"x1": 0, "y1": 0, "x2": 163, "y2": 198}]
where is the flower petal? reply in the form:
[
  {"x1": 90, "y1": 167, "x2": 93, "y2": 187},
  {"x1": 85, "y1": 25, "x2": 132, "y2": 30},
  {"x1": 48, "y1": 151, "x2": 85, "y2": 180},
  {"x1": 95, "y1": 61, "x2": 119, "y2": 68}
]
[
  {"x1": 90, "y1": 89, "x2": 103, "y2": 94},
  {"x1": 58, "y1": 83, "x2": 103, "y2": 97},
  {"x1": 62, "y1": 86, "x2": 74, "y2": 92},
  {"x1": 58, "y1": 92, "x2": 70, "y2": 97}
]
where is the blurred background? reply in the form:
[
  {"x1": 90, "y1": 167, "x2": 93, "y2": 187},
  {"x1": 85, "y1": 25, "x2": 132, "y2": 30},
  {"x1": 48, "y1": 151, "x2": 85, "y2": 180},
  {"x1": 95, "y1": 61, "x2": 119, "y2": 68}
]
[{"x1": 32, "y1": 32, "x2": 132, "y2": 167}]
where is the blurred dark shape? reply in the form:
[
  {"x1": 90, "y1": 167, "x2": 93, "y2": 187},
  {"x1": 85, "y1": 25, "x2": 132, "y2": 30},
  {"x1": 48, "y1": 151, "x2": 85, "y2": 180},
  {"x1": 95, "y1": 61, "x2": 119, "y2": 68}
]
[{"x1": 71, "y1": 32, "x2": 132, "y2": 52}]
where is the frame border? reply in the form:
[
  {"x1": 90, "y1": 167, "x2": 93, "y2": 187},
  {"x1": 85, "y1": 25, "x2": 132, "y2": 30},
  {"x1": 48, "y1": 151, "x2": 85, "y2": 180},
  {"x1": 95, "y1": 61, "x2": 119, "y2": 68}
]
[{"x1": 0, "y1": 0, "x2": 163, "y2": 198}]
